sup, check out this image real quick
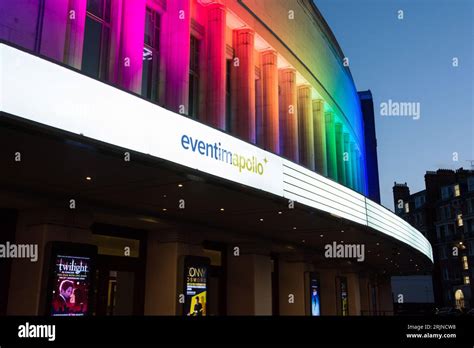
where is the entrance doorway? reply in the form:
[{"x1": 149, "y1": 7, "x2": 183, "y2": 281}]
[
  {"x1": 91, "y1": 224, "x2": 146, "y2": 316},
  {"x1": 203, "y1": 242, "x2": 227, "y2": 316}
]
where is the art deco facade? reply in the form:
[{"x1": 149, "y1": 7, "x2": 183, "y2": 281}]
[{"x1": 0, "y1": 0, "x2": 432, "y2": 316}]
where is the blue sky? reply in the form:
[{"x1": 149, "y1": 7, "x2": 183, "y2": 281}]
[{"x1": 315, "y1": 0, "x2": 474, "y2": 209}]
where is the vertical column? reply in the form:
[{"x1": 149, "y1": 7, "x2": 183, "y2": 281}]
[
  {"x1": 325, "y1": 112, "x2": 338, "y2": 181},
  {"x1": 260, "y1": 50, "x2": 279, "y2": 153},
  {"x1": 350, "y1": 143, "x2": 359, "y2": 192},
  {"x1": 347, "y1": 273, "x2": 361, "y2": 315},
  {"x1": 227, "y1": 252, "x2": 272, "y2": 315},
  {"x1": 343, "y1": 133, "x2": 353, "y2": 189},
  {"x1": 117, "y1": 0, "x2": 146, "y2": 94},
  {"x1": 297, "y1": 85, "x2": 315, "y2": 170},
  {"x1": 357, "y1": 152, "x2": 365, "y2": 195},
  {"x1": 359, "y1": 274, "x2": 370, "y2": 315},
  {"x1": 107, "y1": 0, "x2": 123, "y2": 85},
  {"x1": 318, "y1": 269, "x2": 337, "y2": 315},
  {"x1": 40, "y1": 0, "x2": 69, "y2": 61},
  {"x1": 8, "y1": 209, "x2": 93, "y2": 315},
  {"x1": 278, "y1": 68, "x2": 298, "y2": 162},
  {"x1": 377, "y1": 276, "x2": 394, "y2": 315},
  {"x1": 255, "y1": 75, "x2": 264, "y2": 147},
  {"x1": 205, "y1": 3, "x2": 226, "y2": 129},
  {"x1": 64, "y1": 0, "x2": 87, "y2": 69},
  {"x1": 145, "y1": 240, "x2": 179, "y2": 315},
  {"x1": 145, "y1": 230, "x2": 204, "y2": 315},
  {"x1": 278, "y1": 260, "x2": 306, "y2": 315},
  {"x1": 163, "y1": 0, "x2": 191, "y2": 113},
  {"x1": 312, "y1": 99, "x2": 327, "y2": 176},
  {"x1": 335, "y1": 123, "x2": 346, "y2": 185},
  {"x1": 232, "y1": 28, "x2": 256, "y2": 142}
]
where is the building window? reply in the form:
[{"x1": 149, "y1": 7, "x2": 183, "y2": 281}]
[
  {"x1": 464, "y1": 276, "x2": 470, "y2": 285},
  {"x1": 441, "y1": 186, "x2": 453, "y2": 200},
  {"x1": 468, "y1": 177, "x2": 474, "y2": 192},
  {"x1": 82, "y1": 0, "x2": 111, "y2": 80},
  {"x1": 415, "y1": 195, "x2": 425, "y2": 208},
  {"x1": 454, "y1": 184, "x2": 461, "y2": 197},
  {"x1": 436, "y1": 225, "x2": 444, "y2": 241},
  {"x1": 439, "y1": 245, "x2": 447, "y2": 260},
  {"x1": 447, "y1": 224, "x2": 454, "y2": 239},
  {"x1": 188, "y1": 35, "x2": 201, "y2": 118},
  {"x1": 444, "y1": 225, "x2": 451, "y2": 238},
  {"x1": 226, "y1": 59, "x2": 232, "y2": 133},
  {"x1": 141, "y1": 8, "x2": 161, "y2": 102},
  {"x1": 462, "y1": 255, "x2": 469, "y2": 270},
  {"x1": 443, "y1": 268, "x2": 449, "y2": 280},
  {"x1": 470, "y1": 241, "x2": 474, "y2": 256},
  {"x1": 457, "y1": 214, "x2": 463, "y2": 227},
  {"x1": 439, "y1": 205, "x2": 451, "y2": 220}
]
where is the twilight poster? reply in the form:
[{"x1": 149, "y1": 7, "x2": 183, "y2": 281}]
[{"x1": 50, "y1": 255, "x2": 91, "y2": 316}]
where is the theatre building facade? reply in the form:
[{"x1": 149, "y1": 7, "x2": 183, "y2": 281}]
[{"x1": 0, "y1": 0, "x2": 432, "y2": 316}]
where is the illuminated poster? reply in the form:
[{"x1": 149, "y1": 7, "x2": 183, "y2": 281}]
[
  {"x1": 50, "y1": 255, "x2": 91, "y2": 316},
  {"x1": 340, "y1": 277, "x2": 349, "y2": 316},
  {"x1": 183, "y1": 256, "x2": 209, "y2": 316},
  {"x1": 310, "y1": 273, "x2": 321, "y2": 316}
]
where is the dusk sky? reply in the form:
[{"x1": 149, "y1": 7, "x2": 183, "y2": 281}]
[{"x1": 315, "y1": 0, "x2": 474, "y2": 210}]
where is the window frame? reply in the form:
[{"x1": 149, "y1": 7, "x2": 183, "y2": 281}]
[
  {"x1": 82, "y1": 0, "x2": 112, "y2": 80},
  {"x1": 141, "y1": 7, "x2": 161, "y2": 102}
]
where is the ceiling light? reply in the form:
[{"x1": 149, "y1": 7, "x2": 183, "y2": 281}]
[
  {"x1": 162, "y1": 208, "x2": 167, "y2": 211},
  {"x1": 320, "y1": 234, "x2": 324, "y2": 238},
  {"x1": 278, "y1": 211, "x2": 282, "y2": 215},
  {"x1": 293, "y1": 227, "x2": 297, "y2": 230},
  {"x1": 220, "y1": 208, "x2": 225, "y2": 211},
  {"x1": 178, "y1": 184, "x2": 183, "y2": 188},
  {"x1": 86, "y1": 176, "x2": 92, "y2": 181}
]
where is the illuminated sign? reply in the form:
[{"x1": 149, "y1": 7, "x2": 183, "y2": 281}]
[
  {"x1": 180, "y1": 134, "x2": 266, "y2": 175},
  {"x1": 0, "y1": 44, "x2": 433, "y2": 262},
  {"x1": 183, "y1": 256, "x2": 209, "y2": 316},
  {"x1": 309, "y1": 273, "x2": 321, "y2": 316},
  {"x1": 339, "y1": 277, "x2": 349, "y2": 316},
  {"x1": 50, "y1": 255, "x2": 91, "y2": 316},
  {"x1": 43, "y1": 242, "x2": 97, "y2": 317}
]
